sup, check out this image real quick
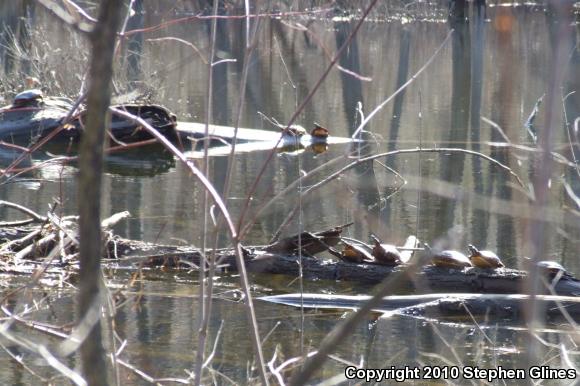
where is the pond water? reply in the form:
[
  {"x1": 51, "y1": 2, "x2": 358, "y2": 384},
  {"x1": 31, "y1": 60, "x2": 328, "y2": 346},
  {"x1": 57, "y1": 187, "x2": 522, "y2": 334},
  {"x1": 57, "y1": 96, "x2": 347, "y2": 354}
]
[{"x1": 0, "y1": 1, "x2": 579, "y2": 384}]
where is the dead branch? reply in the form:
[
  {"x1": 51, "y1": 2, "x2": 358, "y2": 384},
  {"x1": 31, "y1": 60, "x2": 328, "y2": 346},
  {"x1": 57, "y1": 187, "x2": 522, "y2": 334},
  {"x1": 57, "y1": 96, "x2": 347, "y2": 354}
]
[
  {"x1": 37, "y1": 0, "x2": 94, "y2": 33},
  {"x1": 101, "y1": 211, "x2": 131, "y2": 229},
  {"x1": 13, "y1": 233, "x2": 56, "y2": 262},
  {"x1": 0, "y1": 228, "x2": 42, "y2": 253},
  {"x1": 0, "y1": 200, "x2": 47, "y2": 223}
]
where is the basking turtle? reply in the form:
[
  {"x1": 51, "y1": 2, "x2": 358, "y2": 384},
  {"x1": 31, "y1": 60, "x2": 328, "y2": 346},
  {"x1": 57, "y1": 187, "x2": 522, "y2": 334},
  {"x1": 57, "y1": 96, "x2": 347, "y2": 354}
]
[
  {"x1": 425, "y1": 243, "x2": 472, "y2": 269},
  {"x1": 310, "y1": 143, "x2": 328, "y2": 154},
  {"x1": 265, "y1": 223, "x2": 352, "y2": 256},
  {"x1": 12, "y1": 89, "x2": 44, "y2": 108},
  {"x1": 370, "y1": 234, "x2": 402, "y2": 266},
  {"x1": 467, "y1": 245, "x2": 504, "y2": 269},
  {"x1": 1, "y1": 93, "x2": 178, "y2": 143},
  {"x1": 336, "y1": 240, "x2": 374, "y2": 264},
  {"x1": 283, "y1": 125, "x2": 307, "y2": 137},
  {"x1": 310, "y1": 123, "x2": 329, "y2": 139},
  {"x1": 537, "y1": 260, "x2": 572, "y2": 279}
]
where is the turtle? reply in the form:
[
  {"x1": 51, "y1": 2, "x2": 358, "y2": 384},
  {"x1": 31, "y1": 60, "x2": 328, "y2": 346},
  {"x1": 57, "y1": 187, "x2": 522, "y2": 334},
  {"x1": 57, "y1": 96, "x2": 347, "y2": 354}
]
[
  {"x1": 338, "y1": 240, "x2": 374, "y2": 264},
  {"x1": 425, "y1": 243, "x2": 472, "y2": 269},
  {"x1": 370, "y1": 234, "x2": 402, "y2": 266},
  {"x1": 310, "y1": 123, "x2": 329, "y2": 138},
  {"x1": 310, "y1": 143, "x2": 328, "y2": 154},
  {"x1": 265, "y1": 222, "x2": 352, "y2": 256},
  {"x1": 467, "y1": 245, "x2": 504, "y2": 269},
  {"x1": 283, "y1": 125, "x2": 307, "y2": 137},
  {"x1": 12, "y1": 89, "x2": 43, "y2": 108},
  {"x1": 536, "y1": 260, "x2": 571, "y2": 279}
]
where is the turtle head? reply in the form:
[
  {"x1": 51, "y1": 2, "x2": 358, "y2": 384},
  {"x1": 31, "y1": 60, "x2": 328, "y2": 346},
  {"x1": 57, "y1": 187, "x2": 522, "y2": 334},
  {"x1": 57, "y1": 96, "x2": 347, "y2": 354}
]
[
  {"x1": 369, "y1": 233, "x2": 380, "y2": 245},
  {"x1": 467, "y1": 244, "x2": 479, "y2": 256}
]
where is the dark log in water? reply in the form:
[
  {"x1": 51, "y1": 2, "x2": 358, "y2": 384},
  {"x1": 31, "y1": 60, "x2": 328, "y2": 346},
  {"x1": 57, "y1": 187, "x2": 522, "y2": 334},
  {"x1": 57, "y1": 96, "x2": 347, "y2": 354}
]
[
  {"x1": 108, "y1": 237, "x2": 580, "y2": 297},
  {"x1": 3, "y1": 222, "x2": 578, "y2": 298}
]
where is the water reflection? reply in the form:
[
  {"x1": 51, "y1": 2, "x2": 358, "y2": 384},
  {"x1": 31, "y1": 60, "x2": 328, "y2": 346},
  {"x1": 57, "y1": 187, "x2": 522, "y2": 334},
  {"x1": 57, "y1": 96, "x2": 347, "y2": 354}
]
[{"x1": 0, "y1": 275, "x2": 576, "y2": 384}]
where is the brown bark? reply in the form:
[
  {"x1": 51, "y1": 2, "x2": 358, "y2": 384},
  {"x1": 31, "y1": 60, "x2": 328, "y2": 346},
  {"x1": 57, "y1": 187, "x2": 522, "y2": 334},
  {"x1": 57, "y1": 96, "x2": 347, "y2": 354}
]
[{"x1": 77, "y1": 1, "x2": 122, "y2": 385}]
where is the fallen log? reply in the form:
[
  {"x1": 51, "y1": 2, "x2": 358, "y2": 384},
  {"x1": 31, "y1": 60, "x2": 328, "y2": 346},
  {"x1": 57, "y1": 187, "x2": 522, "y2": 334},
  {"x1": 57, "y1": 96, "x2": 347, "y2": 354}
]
[
  {"x1": 105, "y1": 236, "x2": 580, "y2": 297},
  {"x1": 3, "y1": 221, "x2": 579, "y2": 297},
  {"x1": 259, "y1": 293, "x2": 580, "y2": 320}
]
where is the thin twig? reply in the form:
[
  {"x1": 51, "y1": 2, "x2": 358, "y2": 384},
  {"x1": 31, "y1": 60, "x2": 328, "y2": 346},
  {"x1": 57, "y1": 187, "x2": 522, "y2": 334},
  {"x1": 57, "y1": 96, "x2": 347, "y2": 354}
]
[
  {"x1": 236, "y1": 0, "x2": 383, "y2": 234},
  {"x1": 146, "y1": 37, "x2": 207, "y2": 64},
  {"x1": 350, "y1": 29, "x2": 454, "y2": 139},
  {"x1": 274, "y1": 147, "x2": 527, "y2": 238},
  {"x1": 194, "y1": 0, "x2": 221, "y2": 383},
  {"x1": 109, "y1": 107, "x2": 268, "y2": 385},
  {"x1": 202, "y1": 5, "x2": 268, "y2": 384},
  {"x1": 123, "y1": 9, "x2": 333, "y2": 37},
  {"x1": 0, "y1": 341, "x2": 49, "y2": 383},
  {"x1": 481, "y1": 116, "x2": 512, "y2": 143},
  {"x1": 561, "y1": 92, "x2": 580, "y2": 178}
]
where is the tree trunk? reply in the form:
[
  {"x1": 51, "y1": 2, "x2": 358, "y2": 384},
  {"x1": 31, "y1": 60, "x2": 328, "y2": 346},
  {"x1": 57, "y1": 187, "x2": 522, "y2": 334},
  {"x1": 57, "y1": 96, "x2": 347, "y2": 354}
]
[{"x1": 77, "y1": 2, "x2": 122, "y2": 385}]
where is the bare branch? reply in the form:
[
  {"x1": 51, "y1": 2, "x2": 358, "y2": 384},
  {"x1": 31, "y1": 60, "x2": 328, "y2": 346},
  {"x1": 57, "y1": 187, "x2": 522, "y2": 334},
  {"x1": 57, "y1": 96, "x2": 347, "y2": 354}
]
[{"x1": 37, "y1": 0, "x2": 94, "y2": 33}]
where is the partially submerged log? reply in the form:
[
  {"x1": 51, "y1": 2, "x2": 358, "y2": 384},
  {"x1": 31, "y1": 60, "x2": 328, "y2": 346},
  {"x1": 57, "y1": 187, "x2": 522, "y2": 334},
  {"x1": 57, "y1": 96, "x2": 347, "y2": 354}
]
[
  {"x1": 2, "y1": 219, "x2": 579, "y2": 297},
  {"x1": 103, "y1": 236, "x2": 580, "y2": 297},
  {"x1": 260, "y1": 293, "x2": 580, "y2": 320},
  {"x1": 176, "y1": 121, "x2": 351, "y2": 145}
]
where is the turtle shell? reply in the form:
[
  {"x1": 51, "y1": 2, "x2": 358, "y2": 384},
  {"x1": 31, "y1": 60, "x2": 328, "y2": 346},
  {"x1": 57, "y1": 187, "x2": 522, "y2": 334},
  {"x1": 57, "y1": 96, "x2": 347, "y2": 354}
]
[
  {"x1": 284, "y1": 125, "x2": 306, "y2": 136},
  {"x1": 370, "y1": 235, "x2": 402, "y2": 266},
  {"x1": 431, "y1": 250, "x2": 472, "y2": 269},
  {"x1": 468, "y1": 245, "x2": 504, "y2": 269},
  {"x1": 13, "y1": 89, "x2": 43, "y2": 108},
  {"x1": 341, "y1": 242, "x2": 373, "y2": 264},
  {"x1": 537, "y1": 260, "x2": 568, "y2": 276},
  {"x1": 310, "y1": 123, "x2": 329, "y2": 138}
]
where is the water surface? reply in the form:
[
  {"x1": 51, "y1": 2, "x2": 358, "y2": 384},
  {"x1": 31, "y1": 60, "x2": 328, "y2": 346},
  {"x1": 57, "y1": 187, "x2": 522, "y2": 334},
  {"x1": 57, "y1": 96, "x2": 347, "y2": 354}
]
[{"x1": 0, "y1": 1, "x2": 579, "y2": 384}]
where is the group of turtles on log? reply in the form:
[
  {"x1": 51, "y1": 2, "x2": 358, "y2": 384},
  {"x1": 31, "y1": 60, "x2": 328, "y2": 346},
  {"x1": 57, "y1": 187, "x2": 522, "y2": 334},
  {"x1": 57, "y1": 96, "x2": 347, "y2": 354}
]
[
  {"x1": 271, "y1": 223, "x2": 571, "y2": 282},
  {"x1": 1, "y1": 212, "x2": 577, "y2": 298},
  {"x1": 103, "y1": 223, "x2": 578, "y2": 297},
  {"x1": 259, "y1": 228, "x2": 580, "y2": 319}
]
